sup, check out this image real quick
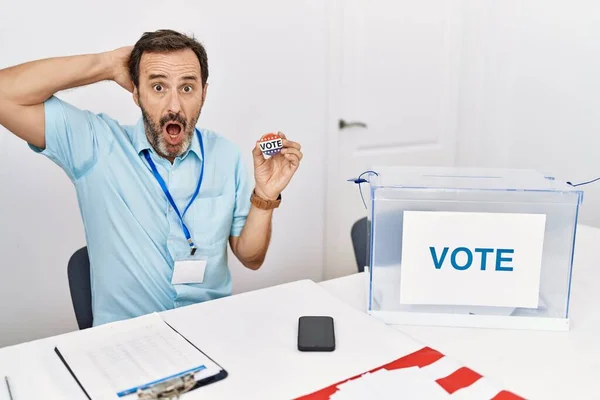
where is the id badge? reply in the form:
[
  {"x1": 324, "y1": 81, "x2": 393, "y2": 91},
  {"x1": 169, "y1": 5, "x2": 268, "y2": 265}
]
[{"x1": 172, "y1": 258, "x2": 207, "y2": 284}]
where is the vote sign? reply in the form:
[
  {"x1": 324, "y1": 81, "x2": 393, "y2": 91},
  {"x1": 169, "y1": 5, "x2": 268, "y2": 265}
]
[
  {"x1": 399, "y1": 211, "x2": 546, "y2": 308},
  {"x1": 258, "y1": 133, "x2": 283, "y2": 156}
]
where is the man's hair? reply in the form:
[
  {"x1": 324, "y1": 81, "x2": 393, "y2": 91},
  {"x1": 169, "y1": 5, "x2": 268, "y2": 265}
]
[{"x1": 129, "y1": 29, "x2": 209, "y2": 88}]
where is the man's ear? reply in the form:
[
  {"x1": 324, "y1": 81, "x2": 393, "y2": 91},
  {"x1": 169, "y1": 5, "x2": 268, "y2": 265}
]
[
  {"x1": 133, "y1": 86, "x2": 140, "y2": 107},
  {"x1": 201, "y1": 83, "x2": 209, "y2": 105}
]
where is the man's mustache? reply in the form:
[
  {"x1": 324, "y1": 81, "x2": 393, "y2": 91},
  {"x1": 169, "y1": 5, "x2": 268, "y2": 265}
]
[{"x1": 160, "y1": 113, "x2": 187, "y2": 129}]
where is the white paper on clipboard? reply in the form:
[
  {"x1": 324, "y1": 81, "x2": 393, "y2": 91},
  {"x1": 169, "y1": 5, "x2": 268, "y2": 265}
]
[{"x1": 54, "y1": 313, "x2": 225, "y2": 399}]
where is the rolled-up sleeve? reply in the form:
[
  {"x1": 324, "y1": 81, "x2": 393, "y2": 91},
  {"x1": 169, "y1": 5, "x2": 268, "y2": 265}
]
[{"x1": 230, "y1": 150, "x2": 252, "y2": 237}]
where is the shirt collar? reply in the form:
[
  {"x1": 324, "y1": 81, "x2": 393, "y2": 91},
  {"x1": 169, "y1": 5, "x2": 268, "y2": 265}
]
[{"x1": 133, "y1": 117, "x2": 202, "y2": 161}]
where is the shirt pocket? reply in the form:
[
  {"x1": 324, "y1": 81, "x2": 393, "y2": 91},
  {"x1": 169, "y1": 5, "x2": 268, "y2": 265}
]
[{"x1": 188, "y1": 193, "x2": 235, "y2": 248}]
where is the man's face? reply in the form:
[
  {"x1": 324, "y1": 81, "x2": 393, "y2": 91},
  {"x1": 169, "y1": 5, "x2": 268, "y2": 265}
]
[{"x1": 133, "y1": 49, "x2": 207, "y2": 161}]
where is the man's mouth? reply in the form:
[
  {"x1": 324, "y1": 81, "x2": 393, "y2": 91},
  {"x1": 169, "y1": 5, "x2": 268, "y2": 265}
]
[{"x1": 165, "y1": 123, "x2": 183, "y2": 140}]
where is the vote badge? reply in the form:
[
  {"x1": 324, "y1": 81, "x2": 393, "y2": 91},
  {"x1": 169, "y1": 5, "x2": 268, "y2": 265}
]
[{"x1": 258, "y1": 132, "x2": 283, "y2": 157}]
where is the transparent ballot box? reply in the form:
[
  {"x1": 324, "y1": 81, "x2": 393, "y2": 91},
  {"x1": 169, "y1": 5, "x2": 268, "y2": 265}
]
[{"x1": 363, "y1": 167, "x2": 584, "y2": 331}]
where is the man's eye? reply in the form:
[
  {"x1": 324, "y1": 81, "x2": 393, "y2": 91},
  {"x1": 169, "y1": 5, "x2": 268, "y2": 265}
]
[
  {"x1": 183, "y1": 86, "x2": 192, "y2": 93},
  {"x1": 153, "y1": 84, "x2": 164, "y2": 92}
]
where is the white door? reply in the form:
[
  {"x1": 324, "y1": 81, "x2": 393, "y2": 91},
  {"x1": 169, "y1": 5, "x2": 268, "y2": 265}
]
[{"x1": 325, "y1": 0, "x2": 463, "y2": 279}]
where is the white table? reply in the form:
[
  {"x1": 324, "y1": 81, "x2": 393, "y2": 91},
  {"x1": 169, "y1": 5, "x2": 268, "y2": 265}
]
[
  {"x1": 320, "y1": 224, "x2": 600, "y2": 400},
  {"x1": 0, "y1": 279, "x2": 428, "y2": 400},
  {"x1": 0, "y1": 225, "x2": 598, "y2": 400}
]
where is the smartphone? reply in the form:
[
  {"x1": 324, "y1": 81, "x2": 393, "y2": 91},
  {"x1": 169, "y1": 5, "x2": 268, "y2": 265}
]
[{"x1": 297, "y1": 316, "x2": 335, "y2": 352}]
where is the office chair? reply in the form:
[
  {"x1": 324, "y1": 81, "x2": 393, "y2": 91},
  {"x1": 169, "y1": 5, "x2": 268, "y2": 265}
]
[
  {"x1": 67, "y1": 246, "x2": 93, "y2": 330},
  {"x1": 351, "y1": 211, "x2": 407, "y2": 273},
  {"x1": 350, "y1": 217, "x2": 370, "y2": 273}
]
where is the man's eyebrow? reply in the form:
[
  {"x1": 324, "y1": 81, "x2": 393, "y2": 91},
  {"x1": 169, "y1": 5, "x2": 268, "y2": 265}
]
[
  {"x1": 181, "y1": 75, "x2": 198, "y2": 81},
  {"x1": 148, "y1": 73, "x2": 168, "y2": 80}
]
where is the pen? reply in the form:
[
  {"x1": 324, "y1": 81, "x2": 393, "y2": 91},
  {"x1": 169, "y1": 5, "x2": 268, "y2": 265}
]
[{"x1": 4, "y1": 376, "x2": 13, "y2": 400}]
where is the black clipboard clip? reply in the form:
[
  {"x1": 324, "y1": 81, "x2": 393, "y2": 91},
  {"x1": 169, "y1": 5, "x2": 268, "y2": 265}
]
[{"x1": 136, "y1": 372, "x2": 196, "y2": 399}]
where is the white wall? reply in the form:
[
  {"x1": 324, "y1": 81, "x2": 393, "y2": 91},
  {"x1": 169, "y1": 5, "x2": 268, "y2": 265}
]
[
  {"x1": 0, "y1": 0, "x2": 328, "y2": 347},
  {"x1": 457, "y1": 1, "x2": 600, "y2": 227}
]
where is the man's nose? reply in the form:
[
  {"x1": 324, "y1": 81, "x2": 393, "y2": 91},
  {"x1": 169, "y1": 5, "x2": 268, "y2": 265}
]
[{"x1": 166, "y1": 91, "x2": 182, "y2": 114}]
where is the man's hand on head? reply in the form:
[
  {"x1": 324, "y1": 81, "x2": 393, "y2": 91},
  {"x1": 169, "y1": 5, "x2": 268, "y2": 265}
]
[
  {"x1": 0, "y1": 45, "x2": 137, "y2": 149},
  {"x1": 106, "y1": 46, "x2": 134, "y2": 93}
]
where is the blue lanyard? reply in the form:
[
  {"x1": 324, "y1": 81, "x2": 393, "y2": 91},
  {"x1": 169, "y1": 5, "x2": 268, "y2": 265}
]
[{"x1": 143, "y1": 129, "x2": 204, "y2": 256}]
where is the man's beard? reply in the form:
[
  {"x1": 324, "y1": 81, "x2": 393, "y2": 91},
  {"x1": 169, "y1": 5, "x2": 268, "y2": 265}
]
[{"x1": 141, "y1": 106, "x2": 199, "y2": 160}]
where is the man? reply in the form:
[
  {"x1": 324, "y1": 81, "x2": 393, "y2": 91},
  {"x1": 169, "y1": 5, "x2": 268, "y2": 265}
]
[{"x1": 0, "y1": 29, "x2": 303, "y2": 326}]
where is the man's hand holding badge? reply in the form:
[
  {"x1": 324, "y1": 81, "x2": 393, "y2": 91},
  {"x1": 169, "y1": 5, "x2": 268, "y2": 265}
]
[{"x1": 253, "y1": 131, "x2": 303, "y2": 202}]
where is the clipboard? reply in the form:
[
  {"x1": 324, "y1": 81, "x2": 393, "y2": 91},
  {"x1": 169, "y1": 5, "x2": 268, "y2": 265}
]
[{"x1": 55, "y1": 319, "x2": 228, "y2": 399}]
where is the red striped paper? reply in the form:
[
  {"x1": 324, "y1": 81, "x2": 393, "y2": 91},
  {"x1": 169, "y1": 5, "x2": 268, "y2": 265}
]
[{"x1": 295, "y1": 347, "x2": 524, "y2": 399}]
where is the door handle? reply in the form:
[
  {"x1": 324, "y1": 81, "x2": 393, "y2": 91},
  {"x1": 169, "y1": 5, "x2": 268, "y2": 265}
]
[{"x1": 339, "y1": 119, "x2": 367, "y2": 129}]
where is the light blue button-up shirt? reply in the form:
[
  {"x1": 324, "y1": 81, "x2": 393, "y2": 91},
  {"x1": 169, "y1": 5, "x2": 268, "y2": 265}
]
[{"x1": 30, "y1": 96, "x2": 252, "y2": 326}]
